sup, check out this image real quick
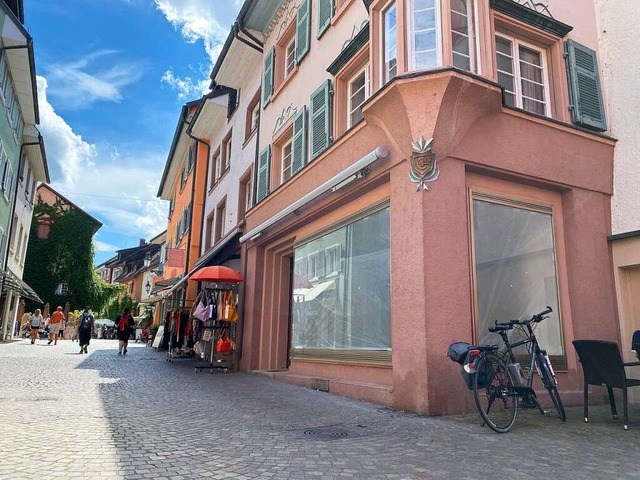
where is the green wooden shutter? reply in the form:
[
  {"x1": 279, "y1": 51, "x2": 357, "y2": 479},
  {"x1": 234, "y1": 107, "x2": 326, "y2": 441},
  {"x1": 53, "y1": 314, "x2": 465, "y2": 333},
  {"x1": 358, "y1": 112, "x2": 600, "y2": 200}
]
[
  {"x1": 317, "y1": 0, "x2": 333, "y2": 38},
  {"x1": 296, "y1": 0, "x2": 311, "y2": 64},
  {"x1": 310, "y1": 80, "x2": 332, "y2": 160},
  {"x1": 291, "y1": 107, "x2": 308, "y2": 175},
  {"x1": 256, "y1": 145, "x2": 271, "y2": 203},
  {"x1": 564, "y1": 40, "x2": 607, "y2": 132},
  {"x1": 262, "y1": 47, "x2": 275, "y2": 108}
]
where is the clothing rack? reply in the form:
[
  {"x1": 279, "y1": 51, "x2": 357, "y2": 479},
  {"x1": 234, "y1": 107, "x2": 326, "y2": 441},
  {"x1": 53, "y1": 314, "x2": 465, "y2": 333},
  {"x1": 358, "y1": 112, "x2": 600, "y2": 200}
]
[
  {"x1": 166, "y1": 307, "x2": 193, "y2": 363},
  {"x1": 193, "y1": 285, "x2": 238, "y2": 374}
]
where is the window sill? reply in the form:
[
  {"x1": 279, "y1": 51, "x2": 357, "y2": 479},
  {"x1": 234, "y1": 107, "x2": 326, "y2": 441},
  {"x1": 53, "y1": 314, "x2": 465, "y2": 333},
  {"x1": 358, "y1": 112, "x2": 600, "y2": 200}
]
[{"x1": 272, "y1": 66, "x2": 299, "y2": 102}]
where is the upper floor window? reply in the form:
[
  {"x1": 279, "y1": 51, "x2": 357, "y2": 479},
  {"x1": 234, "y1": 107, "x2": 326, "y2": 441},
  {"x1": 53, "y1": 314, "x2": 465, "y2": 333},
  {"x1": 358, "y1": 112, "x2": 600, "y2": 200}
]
[
  {"x1": 285, "y1": 37, "x2": 297, "y2": 78},
  {"x1": 382, "y1": 2, "x2": 398, "y2": 83},
  {"x1": 245, "y1": 90, "x2": 261, "y2": 143},
  {"x1": 221, "y1": 130, "x2": 232, "y2": 174},
  {"x1": 210, "y1": 147, "x2": 220, "y2": 187},
  {"x1": 348, "y1": 64, "x2": 370, "y2": 127},
  {"x1": 281, "y1": 138, "x2": 294, "y2": 183},
  {"x1": 496, "y1": 34, "x2": 549, "y2": 116},
  {"x1": 238, "y1": 168, "x2": 253, "y2": 219},
  {"x1": 408, "y1": 0, "x2": 440, "y2": 71},
  {"x1": 215, "y1": 197, "x2": 227, "y2": 243},
  {"x1": 451, "y1": 0, "x2": 475, "y2": 71}
]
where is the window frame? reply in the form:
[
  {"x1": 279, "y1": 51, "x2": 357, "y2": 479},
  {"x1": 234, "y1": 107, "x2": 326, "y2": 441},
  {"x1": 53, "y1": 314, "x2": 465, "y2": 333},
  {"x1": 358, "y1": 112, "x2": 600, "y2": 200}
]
[
  {"x1": 468, "y1": 177, "x2": 569, "y2": 370},
  {"x1": 205, "y1": 212, "x2": 214, "y2": 251},
  {"x1": 238, "y1": 167, "x2": 253, "y2": 220},
  {"x1": 221, "y1": 130, "x2": 232, "y2": 175},
  {"x1": 244, "y1": 89, "x2": 261, "y2": 143},
  {"x1": 274, "y1": 17, "x2": 299, "y2": 96},
  {"x1": 495, "y1": 32, "x2": 551, "y2": 117},
  {"x1": 271, "y1": 123, "x2": 294, "y2": 189},
  {"x1": 347, "y1": 63, "x2": 370, "y2": 128},
  {"x1": 450, "y1": 0, "x2": 476, "y2": 72},
  {"x1": 285, "y1": 36, "x2": 297, "y2": 78},
  {"x1": 406, "y1": 0, "x2": 443, "y2": 72},
  {"x1": 381, "y1": 1, "x2": 399, "y2": 85},
  {"x1": 281, "y1": 138, "x2": 294, "y2": 184},
  {"x1": 210, "y1": 147, "x2": 221, "y2": 189},
  {"x1": 214, "y1": 196, "x2": 227, "y2": 244}
]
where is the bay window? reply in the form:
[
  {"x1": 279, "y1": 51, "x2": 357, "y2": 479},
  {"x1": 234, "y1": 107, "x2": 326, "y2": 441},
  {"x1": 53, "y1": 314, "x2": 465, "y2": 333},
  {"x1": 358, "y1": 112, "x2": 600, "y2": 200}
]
[
  {"x1": 408, "y1": 0, "x2": 440, "y2": 70},
  {"x1": 348, "y1": 64, "x2": 369, "y2": 127},
  {"x1": 451, "y1": 0, "x2": 475, "y2": 71},
  {"x1": 496, "y1": 34, "x2": 549, "y2": 116},
  {"x1": 382, "y1": 2, "x2": 398, "y2": 83}
]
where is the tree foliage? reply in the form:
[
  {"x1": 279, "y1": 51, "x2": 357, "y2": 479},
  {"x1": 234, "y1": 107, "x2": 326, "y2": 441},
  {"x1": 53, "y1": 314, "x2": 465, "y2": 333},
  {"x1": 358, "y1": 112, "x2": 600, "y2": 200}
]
[{"x1": 23, "y1": 198, "x2": 124, "y2": 313}]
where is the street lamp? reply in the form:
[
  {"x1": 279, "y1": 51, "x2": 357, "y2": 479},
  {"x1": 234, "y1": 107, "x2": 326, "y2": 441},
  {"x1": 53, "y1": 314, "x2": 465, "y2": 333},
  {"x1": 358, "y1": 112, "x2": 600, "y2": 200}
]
[
  {"x1": 143, "y1": 251, "x2": 152, "y2": 269},
  {"x1": 145, "y1": 281, "x2": 151, "y2": 295}
]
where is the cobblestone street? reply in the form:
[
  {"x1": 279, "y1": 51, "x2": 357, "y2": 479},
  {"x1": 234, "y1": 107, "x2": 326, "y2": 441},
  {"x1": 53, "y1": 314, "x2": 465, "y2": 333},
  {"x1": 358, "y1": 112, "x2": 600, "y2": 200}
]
[{"x1": 1, "y1": 339, "x2": 639, "y2": 479}]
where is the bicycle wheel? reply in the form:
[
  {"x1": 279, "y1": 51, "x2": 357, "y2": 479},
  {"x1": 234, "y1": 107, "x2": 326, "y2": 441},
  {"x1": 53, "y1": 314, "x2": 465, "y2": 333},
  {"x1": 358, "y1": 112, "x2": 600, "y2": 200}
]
[
  {"x1": 472, "y1": 352, "x2": 518, "y2": 433},
  {"x1": 536, "y1": 353, "x2": 566, "y2": 422}
]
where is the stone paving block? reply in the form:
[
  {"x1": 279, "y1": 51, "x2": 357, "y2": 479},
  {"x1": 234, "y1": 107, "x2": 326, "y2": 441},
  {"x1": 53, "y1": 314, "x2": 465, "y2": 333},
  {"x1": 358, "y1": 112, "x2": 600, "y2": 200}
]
[{"x1": 2, "y1": 339, "x2": 640, "y2": 479}]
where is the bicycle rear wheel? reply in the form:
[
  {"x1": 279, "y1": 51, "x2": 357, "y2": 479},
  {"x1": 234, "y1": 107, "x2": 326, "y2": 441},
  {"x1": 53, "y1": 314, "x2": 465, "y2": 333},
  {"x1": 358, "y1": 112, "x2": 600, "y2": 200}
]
[
  {"x1": 536, "y1": 353, "x2": 566, "y2": 421},
  {"x1": 472, "y1": 352, "x2": 518, "y2": 433}
]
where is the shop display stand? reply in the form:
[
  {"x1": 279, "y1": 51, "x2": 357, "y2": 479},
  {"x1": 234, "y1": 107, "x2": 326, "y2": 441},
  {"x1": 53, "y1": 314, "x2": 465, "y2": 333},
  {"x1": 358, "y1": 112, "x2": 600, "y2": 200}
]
[
  {"x1": 193, "y1": 320, "x2": 234, "y2": 373},
  {"x1": 166, "y1": 306, "x2": 194, "y2": 363},
  {"x1": 193, "y1": 284, "x2": 238, "y2": 374}
]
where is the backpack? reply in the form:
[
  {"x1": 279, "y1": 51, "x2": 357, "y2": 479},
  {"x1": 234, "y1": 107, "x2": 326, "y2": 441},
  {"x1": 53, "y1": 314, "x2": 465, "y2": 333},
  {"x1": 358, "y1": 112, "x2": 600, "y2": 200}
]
[{"x1": 79, "y1": 313, "x2": 92, "y2": 331}]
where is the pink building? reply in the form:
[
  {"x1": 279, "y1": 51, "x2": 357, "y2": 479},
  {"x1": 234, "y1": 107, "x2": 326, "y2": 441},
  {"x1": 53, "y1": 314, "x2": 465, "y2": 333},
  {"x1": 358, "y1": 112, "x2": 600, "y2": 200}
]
[{"x1": 182, "y1": 0, "x2": 617, "y2": 415}]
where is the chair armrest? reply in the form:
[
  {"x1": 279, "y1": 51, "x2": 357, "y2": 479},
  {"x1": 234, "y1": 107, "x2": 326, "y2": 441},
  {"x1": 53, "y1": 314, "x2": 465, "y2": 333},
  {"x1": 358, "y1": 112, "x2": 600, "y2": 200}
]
[{"x1": 624, "y1": 361, "x2": 640, "y2": 367}]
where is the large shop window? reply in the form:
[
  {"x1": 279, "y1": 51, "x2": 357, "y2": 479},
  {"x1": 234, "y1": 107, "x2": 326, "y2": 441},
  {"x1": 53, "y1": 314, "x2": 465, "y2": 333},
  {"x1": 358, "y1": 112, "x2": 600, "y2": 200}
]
[
  {"x1": 292, "y1": 207, "x2": 391, "y2": 354},
  {"x1": 472, "y1": 194, "x2": 564, "y2": 365}
]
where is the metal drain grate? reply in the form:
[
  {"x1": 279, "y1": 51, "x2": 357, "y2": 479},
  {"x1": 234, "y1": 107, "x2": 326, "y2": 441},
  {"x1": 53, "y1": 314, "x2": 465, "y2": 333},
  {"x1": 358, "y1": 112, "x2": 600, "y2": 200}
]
[{"x1": 303, "y1": 427, "x2": 350, "y2": 439}]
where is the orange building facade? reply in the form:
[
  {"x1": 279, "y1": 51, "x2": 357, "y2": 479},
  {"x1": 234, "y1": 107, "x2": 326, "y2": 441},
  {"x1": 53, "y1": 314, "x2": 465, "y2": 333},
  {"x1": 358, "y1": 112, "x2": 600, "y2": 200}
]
[{"x1": 156, "y1": 101, "x2": 209, "y2": 320}]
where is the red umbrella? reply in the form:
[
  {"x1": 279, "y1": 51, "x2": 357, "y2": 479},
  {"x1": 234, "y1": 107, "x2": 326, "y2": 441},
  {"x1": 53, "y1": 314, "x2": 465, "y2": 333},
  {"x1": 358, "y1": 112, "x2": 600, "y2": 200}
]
[{"x1": 190, "y1": 266, "x2": 244, "y2": 283}]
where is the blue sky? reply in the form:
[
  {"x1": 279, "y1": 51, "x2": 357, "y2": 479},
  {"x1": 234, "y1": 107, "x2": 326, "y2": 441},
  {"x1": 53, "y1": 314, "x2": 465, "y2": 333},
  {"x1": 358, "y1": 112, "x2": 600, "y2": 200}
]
[{"x1": 26, "y1": 0, "x2": 243, "y2": 264}]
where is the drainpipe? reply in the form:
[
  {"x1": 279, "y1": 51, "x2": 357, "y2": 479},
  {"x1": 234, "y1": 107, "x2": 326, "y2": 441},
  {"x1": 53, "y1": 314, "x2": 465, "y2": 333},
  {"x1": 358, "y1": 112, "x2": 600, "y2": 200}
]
[{"x1": 184, "y1": 118, "x2": 211, "y2": 303}]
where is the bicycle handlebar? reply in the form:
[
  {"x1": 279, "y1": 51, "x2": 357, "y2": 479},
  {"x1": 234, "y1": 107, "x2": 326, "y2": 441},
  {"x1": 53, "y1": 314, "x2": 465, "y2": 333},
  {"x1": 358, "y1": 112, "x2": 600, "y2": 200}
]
[{"x1": 488, "y1": 306, "x2": 553, "y2": 333}]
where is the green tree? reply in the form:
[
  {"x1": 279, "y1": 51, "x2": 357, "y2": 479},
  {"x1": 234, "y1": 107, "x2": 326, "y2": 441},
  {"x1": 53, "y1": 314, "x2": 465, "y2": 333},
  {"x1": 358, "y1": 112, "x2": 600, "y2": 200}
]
[{"x1": 23, "y1": 198, "x2": 124, "y2": 312}]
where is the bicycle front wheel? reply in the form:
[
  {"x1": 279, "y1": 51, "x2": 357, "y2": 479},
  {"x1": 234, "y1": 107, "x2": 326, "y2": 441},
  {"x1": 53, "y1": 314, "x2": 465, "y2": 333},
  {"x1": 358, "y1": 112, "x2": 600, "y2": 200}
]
[
  {"x1": 472, "y1": 352, "x2": 518, "y2": 433},
  {"x1": 536, "y1": 353, "x2": 566, "y2": 421}
]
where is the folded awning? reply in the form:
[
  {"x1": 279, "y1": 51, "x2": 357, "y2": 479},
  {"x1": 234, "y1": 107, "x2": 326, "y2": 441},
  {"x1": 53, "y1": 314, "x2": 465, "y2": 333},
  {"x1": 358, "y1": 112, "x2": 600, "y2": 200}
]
[
  {"x1": 193, "y1": 227, "x2": 242, "y2": 270},
  {"x1": 139, "y1": 295, "x2": 163, "y2": 304},
  {"x1": 2, "y1": 269, "x2": 42, "y2": 303}
]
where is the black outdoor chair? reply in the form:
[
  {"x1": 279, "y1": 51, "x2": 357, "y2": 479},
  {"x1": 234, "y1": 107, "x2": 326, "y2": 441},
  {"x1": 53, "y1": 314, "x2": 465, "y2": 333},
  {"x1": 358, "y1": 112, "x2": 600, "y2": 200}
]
[
  {"x1": 573, "y1": 340, "x2": 640, "y2": 430},
  {"x1": 632, "y1": 330, "x2": 640, "y2": 361}
]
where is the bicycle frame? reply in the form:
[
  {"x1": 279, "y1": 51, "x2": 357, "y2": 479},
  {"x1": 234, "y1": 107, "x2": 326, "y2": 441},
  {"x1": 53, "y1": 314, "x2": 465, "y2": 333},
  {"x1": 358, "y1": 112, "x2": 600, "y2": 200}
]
[{"x1": 495, "y1": 322, "x2": 541, "y2": 391}]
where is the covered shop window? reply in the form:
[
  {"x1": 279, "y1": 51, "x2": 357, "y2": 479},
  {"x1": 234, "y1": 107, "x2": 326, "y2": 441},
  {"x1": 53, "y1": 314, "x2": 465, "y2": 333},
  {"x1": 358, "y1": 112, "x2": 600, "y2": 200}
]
[
  {"x1": 292, "y1": 206, "x2": 391, "y2": 355},
  {"x1": 471, "y1": 192, "x2": 565, "y2": 368}
]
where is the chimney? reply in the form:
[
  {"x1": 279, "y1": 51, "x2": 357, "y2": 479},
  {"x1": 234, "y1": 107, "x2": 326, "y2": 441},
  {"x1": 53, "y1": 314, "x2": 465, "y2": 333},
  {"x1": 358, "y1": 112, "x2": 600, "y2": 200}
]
[{"x1": 139, "y1": 238, "x2": 146, "y2": 246}]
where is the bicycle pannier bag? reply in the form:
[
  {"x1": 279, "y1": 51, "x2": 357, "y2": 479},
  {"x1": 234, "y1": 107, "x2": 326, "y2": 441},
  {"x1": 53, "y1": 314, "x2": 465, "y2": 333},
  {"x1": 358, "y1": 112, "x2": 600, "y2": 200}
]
[{"x1": 447, "y1": 342, "x2": 471, "y2": 365}]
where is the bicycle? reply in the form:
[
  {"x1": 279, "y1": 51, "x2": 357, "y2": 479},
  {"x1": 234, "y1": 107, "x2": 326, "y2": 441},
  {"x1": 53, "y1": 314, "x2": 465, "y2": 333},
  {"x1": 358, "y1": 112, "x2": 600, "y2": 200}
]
[{"x1": 450, "y1": 307, "x2": 566, "y2": 433}]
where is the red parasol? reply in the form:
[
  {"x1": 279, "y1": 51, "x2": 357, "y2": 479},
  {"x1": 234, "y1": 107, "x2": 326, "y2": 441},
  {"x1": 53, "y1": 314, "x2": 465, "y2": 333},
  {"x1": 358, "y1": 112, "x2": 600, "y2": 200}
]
[{"x1": 190, "y1": 266, "x2": 244, "y2": 283}]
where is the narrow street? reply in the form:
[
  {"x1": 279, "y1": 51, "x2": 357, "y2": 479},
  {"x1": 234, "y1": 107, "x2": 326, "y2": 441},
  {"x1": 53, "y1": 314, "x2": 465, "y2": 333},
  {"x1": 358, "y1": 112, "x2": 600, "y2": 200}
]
[{"x1": 0, "y1": 339, "x2": 639, "y2": 480}]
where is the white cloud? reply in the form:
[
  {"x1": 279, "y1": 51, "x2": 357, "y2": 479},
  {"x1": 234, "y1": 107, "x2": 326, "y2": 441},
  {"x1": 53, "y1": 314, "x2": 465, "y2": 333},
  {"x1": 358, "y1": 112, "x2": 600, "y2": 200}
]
[
  {"x1": 45, "y1": 50, "x2": 144, "y2": 109},
  {"x1": 94, "y1": 240, "x2": 120, "y2": 253},
  {"x1": 37, "y1": 75, "x2": 168, "y2": 250},
  {"x1": 154, "y1": 0, "x2": 242, "y2": 98}
]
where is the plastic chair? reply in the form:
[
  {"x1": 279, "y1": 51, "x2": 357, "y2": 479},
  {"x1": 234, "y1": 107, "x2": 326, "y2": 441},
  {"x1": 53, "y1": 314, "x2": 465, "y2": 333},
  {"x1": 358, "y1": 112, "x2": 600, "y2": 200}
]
[{"x1": 573, "y1": 340, "x2": 640, "y2": 430}]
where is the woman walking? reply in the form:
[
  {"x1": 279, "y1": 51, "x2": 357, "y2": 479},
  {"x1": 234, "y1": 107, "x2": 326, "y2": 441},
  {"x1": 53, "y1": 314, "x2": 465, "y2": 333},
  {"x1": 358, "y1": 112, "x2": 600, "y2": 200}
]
[
  {"x1": 77, "y1": 307, "x2": 94, "y2": 354},
  {"x1": 29, "y1": 309, "x2": 43, "y2": 344},
  {"x1": 117, "y1": 308, "x2": 135, "y2": 355}
]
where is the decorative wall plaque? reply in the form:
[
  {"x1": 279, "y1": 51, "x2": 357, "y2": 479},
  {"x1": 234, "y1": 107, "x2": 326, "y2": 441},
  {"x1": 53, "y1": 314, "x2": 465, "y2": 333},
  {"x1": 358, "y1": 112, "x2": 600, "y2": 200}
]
[{"x1": 409, "y1": 137, "x2": 439, "y2": 191}]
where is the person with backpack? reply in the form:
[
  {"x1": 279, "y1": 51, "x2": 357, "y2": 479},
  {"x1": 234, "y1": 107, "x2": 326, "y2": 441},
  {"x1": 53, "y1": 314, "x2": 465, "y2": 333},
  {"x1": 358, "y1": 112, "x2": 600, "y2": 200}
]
[
  {"x1": 77, "y1": 306, "x2": 94, "y2": 354},
  {"x1": 117, "y1": 308, "x2": 135, "y2": 356}
]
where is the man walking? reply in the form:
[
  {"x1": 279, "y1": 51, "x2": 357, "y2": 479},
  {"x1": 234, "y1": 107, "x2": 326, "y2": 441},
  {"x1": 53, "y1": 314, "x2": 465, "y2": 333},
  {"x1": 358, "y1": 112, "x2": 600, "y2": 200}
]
[
  {"x1": 48, "y1": 306, "x2": 64, "y2": 345},
  {"x1": 117, "y1": 308, "x2": 135, "y2": 355},
  {"x1": 77, "y1": 307, "x2": 94, "y2": 354}
]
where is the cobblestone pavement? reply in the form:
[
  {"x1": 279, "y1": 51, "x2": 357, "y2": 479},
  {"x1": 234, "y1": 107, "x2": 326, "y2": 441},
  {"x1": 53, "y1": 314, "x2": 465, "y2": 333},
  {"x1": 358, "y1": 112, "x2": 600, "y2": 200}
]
[{"x1": 1, "y1": 339, "x2": 640, "y2": 479}]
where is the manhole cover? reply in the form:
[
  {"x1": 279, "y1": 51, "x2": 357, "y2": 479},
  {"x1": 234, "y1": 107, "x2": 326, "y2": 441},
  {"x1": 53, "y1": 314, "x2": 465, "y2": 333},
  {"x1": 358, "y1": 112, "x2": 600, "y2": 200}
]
[{"x1": 302, "y1": 427, "x2": 350, "y2": 440}]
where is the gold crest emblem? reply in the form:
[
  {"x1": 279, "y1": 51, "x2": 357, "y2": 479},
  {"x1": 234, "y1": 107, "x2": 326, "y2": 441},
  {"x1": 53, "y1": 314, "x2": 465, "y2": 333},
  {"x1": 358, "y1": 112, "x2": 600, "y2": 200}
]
[{"x1": 409, "y1": 136, "x2": 438, "y2": 191}]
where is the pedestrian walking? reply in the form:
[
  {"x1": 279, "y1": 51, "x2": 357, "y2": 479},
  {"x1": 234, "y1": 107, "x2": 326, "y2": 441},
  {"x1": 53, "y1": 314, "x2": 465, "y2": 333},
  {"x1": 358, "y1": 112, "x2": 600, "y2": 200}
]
[
  {"x1": 117, "y1": 308, "x2": 135, "y2": 356},
  {"x1": 29, "y1": 309, "x2": 43, "y2": 344},
  {"x1": 19, "y1": 312, "x2": 31, "y2": 338},
  {"x1": 77, "y1": 307, "x2": 94, "y2": 354},
  {"x1": 48, "y1": 307, "x2": 64, "y2": 345}
]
